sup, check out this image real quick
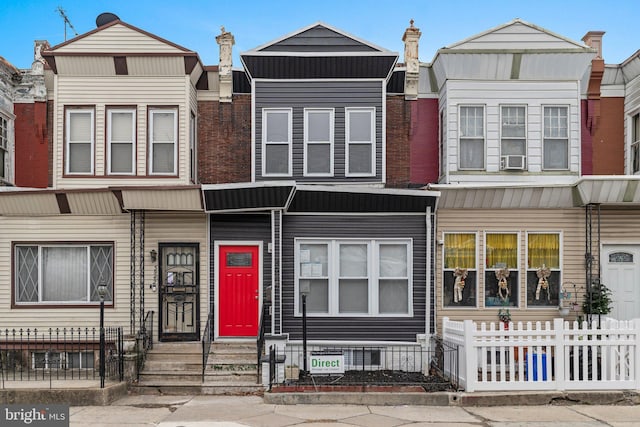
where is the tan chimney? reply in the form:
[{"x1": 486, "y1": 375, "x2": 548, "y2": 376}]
[
  {"x1": 582, "y1": 31, "x2": 605, "y2": 60},
  {"x1": 402, "y1": 20, "x2": 421, "y2": 100},
  {"x1": 216, "y1": 27, "x2": 234, "y2": 103}
]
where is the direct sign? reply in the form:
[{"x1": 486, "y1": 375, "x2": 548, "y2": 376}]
[{"x1": 309, "y1": 353, "x2": 345, "y2": 374}]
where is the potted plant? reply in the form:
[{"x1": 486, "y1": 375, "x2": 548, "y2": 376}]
[{"x1": 582, "y1": 279, "x2": 613, "y2": 327}]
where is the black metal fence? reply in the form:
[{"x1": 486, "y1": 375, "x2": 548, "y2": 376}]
[
  {"x1": 268, "y1": 337, "x2": 460, "y2": 390},
  {"x1": 0, "y1": 327, "x2": 123, "y2": 388}
]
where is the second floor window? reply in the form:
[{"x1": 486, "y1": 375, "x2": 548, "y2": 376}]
[
  {"x1": 501, "y1": 106, "x2": 526, "y2": 165},
  {"x1": 0, "y1": 115, "x2": 7, "y2": 180},
  {"x1": 65, "y1": 108, "x2": 94, "y2": 175},
  {"x1": 262, "y1": 108, "x2": 292, "y2": 176},
  {"x1": 543, "y1": 106, "x2": 568, "y2": 170},
  {"x1": 149, "y1": 108, "x2": 177, "y2": 175},
  {"x1": 304, "y1": 109, "x2": 334, "y2": 176},
  {"x1": 632, "y1": 113, "x2": 640, "y2": 174},
  {"x1": 107, "y1": 109, "x2": 136, "y2": 175},
  {"x1": 459, "y1": 106, "x2": 484, "y2": 170},
  {"x1": 346, "y1": 107, "x2": 375, "y2": 176}
]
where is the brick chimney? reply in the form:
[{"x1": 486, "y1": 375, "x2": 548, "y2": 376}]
[
  {"x1": 216, "y1": 27, "x2": 234, "y2": 103},
  {"x1": 402, "y1": 20, "x2": 421, "y2": 100},
  {"x1": 582, "y1": 31, "x2": 605, "y2": 60}
]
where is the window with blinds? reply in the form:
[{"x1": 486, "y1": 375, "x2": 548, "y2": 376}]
[
  {"x1": 149, "y1": 108, "x2": 177, "y2": 175},
  {"x1": 107, "y1": 109, "x2": 136, "y2": 174},
  {"x1": 65, "y1": 109, "x2": 94, "y2": 175}
]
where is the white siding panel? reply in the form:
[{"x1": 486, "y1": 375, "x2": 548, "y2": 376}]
[
  {"x1": 55, "y1": 57, "x2": 115, "y2": 76},
  {"x1": 55, "y1": 24, "x2": 187, "y2": 54},
  {"x1": 127, "y1": 57, "x2": 184, "y2": 76},
  {"x1": 0, "y1": 215, "x2": 132, "y2": 329}
]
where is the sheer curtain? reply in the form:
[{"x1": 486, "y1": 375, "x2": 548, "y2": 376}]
[
  {"x1": 444, "y1": 233, "x2": 476, "y2": 268},
  {"x1": 486, "y1": 233, "x2": 518, "y2": 268},
  {"x1": 528, "y1": 234, "x2": 560, "y2": 268},
  {"x1": 42, "y1": 247, "x2": 87, "y2": 302}
]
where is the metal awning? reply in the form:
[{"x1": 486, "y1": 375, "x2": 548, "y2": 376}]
[
  {"x1": 117, "y1": 186, "x2": 203, "y2": 211},
  {"x1": 202, "y1": 182, "x2": 295, "y2": 213},
  {"x1": 575, "y1": 176, "x2": 640, "y2": 205}
]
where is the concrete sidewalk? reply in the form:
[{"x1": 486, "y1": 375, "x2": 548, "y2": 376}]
[{"x1": 70, "y1": 394, "x2": 640, "y2": 426}]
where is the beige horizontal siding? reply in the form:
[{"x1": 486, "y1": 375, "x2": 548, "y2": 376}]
[
  {"x1": 0, "y1": 213, "x2": 208, "y2": 342},
  {"x1": 53, "y1": 76, "x2": 192, "y2": 189},
  {"x1": 55, "y1": 24, "x2": 187, "y2": 54},
  {"x1": 435, "y1": 208, "x2": 586, "y2": 332}
]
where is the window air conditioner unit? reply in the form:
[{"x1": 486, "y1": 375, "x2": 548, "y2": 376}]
[{"x1": 501, "y1": 155, "x2": 526, "y2": 170}]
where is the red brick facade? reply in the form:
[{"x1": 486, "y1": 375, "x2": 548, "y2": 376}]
[
  {"x1": 385, "y1": 96, "x2": 411, "y2": 187},
  {"x1": 197, "y1": 95, "x2": 252, "y2": 184},
  {"x1": 14, "y1": 101, "x2": 48, "y2": 188}
]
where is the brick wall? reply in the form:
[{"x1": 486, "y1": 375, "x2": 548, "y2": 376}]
[
  {"x1": 386, "y1": 96, "x2": 411, "y2": 187},
  {"x1": 14, "y1": 101, "x2": 48, "y2": 188},
  {"x1": 198, "y1": 95, "x2": 252, "y2": 184}
]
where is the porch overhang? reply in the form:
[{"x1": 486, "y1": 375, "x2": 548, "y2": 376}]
[
  {"x1": 289, "y1": 185, "x2": 439, "y2": 213},
  {"x1": 116, "y1": 186, "x2": 203, "y2": 211},
  {"x1": 202, "y1": 182, "x2": 296, "y2": 213},
  {"x1": 0, "y1": 187, "x2": 123, "y2": 216},
  {"x1": 428, "y1": 183, "x2": 577, "y2": 209},
  {"x1": 575, "y1": 176, "x2": 640, "y2": 205}
]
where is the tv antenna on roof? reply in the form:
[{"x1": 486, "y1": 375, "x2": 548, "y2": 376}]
[{"x1": 56, "y1": 6, "x2": 78, "y2": 41}]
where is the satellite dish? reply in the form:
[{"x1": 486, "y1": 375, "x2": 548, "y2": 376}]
[{"x1": 96, "y1": 12, "x2": 120, "y2": 28}]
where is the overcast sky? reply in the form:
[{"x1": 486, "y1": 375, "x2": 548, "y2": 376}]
[{"x1": 2, "y1": 0, "x2": 638, "y2": 69}]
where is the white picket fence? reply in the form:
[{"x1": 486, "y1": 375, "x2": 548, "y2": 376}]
[{"x1": 442, "y1": 317, "x2": 640, "y2": 392}]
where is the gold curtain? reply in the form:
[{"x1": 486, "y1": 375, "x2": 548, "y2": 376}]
[
  {"x1": 444, "y1": 233, "x2": 475, "y2": 268},
  {"x1": 486, "y1": 233, "x2": 517, "y2": 268},
  {"x1": 528, "y1": 233, "x2": 560, "y2": 268}
]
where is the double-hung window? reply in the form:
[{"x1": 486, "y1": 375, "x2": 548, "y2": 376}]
[
  {"x1": 526, "y1": 233, "x2": 561, "y2": 307},
  {"x1": 0, "y1": 115, "x2": 8, "y2": 181},
  {"x1": 543, "y1": 106, "x2": 569, "y2": 170},
  {"x1": 107, "y1": 108, "x2": 136, "y2": 174},
  {"x1": 190, "y1": 112, "x2": 197, "y2": 182},
  {"x1": 262, "y1": 108, "x2": 292, "y2": 176},
  {"x1": 149, "y1": 108, "x2": 177, "y2": 175},
  {"x1": 631, "y1": 113, "x2": 640, "y2": 174},
  {"x1": 304, "y1": 108, "x2": 333, "y2": 176},
  {"x1": 459, "y1": 106, "x2": 484, "y2": 169},
  {"x1": 65, "y1": 108, "x2": 94, "y2": 175},
  {"x1": 346, "y1": 107, "x2": 375, "y2": 176},
  {"x1": 296, "y1": 239, "x2": 411, "y2": 316},
  {"x1": 443, "y1": 233, "x2": 477, "y2": 307},
  {"x1": 501, "y1": 106, "x2": 526, "y2": 167},
  {"x1": 14, "y1": 243, "x2": 113, "y2": 305}
]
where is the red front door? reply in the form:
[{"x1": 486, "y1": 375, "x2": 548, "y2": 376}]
[{"x1": 218, "y1": 245, "x2": 260, "y2": 337}]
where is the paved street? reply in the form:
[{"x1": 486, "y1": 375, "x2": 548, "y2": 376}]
[{"x1": 70, "y1": 395, "x2": 640, "y2": 426}]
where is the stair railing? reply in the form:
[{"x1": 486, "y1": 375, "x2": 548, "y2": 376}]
[
  {"x1": 202, "y1": 312, "x2": 213, "y2": 382},
  {"x1": 256, "y1": 303, "x2": 270, "y2": 382}
]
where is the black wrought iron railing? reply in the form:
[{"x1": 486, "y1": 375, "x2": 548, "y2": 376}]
[
  {"x1": 136, "y1": 311, "x2": 154, "y2": 381},
  {"x1": 267, "y1": 339, "x2": 459, "y2": 390},
  {"x1": 0, "y1": 327, "x2": 123, "y2": 389},
  {"x1": 202, "y1": 312, "x2": 213, "y2": 382},
  {"x1": 256, "y1": 303, "x2": 270, "y2": 382}
]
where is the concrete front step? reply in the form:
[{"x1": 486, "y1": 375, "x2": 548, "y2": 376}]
[
  {"x1": 140, "y1": 371, "x2": 257, "y2": 383},
  {"x1": 130, "y1": 383, "x2": 264, "y2": 396}
]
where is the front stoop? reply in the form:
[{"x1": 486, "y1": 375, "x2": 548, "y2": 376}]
[{"x1": 130, "y1": 342, "x2": 264, "y2": 395}]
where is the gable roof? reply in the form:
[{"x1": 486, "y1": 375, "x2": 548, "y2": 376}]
[
  {"x1": 244, "y1": 22, "x2": 394, "y2": 55},
  {"x1": 444, "y1": 18, "x2": 589, "y2": 52},
  {"x1": 240, "y1": 22, "x2": 398, "y2": 80}
]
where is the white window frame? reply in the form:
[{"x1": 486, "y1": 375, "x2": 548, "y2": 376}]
[
  {"x1": 345, "y1": 107, "x2": 376, "y2": 177},
  {"x1": 14, "y1": 243, "x2": 113, "y2": 305},
  {"x1": 294, "y1": 238, "x2": 413, "y2": 317},
  {"x1": 262, "y1": 108, "x2": 292, "y2": 177},
  {"x1": 65, "y1": 108, "x2": 95, "y2": 175},
  {"x1": 458, "y1": 105, "x2": 485, "y2": 170},
  {"x1": 0, "y1": 113, "x2": 10, "y2": 182},
  {"x1": 149, "y1": 108, "x2": 178, "y2": 175},
  {"x1": 542, "y1": 105, "x2": 569, "y2": 170},
  {"x1": 500, "y1": 105, "x2": 527, "y2": 158},
  {"x1": 631, "y1": 112, "x2": 640, "y2": 174},
  {"x1": 107, "y1": 108, "x2": 136, "y2": 175},
  {"x1": 304, "y1": 108, "x2": 334, "y2": 177}
]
